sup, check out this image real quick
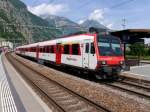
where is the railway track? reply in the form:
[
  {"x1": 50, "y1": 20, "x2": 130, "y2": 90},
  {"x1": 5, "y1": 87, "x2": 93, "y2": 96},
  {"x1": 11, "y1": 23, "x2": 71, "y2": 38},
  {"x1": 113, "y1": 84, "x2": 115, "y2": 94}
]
[
  {"x1": 104, "y1": 79, "x2": 150, "y2": 100},
  {"x1": 6, "y1": 53, "x2": 110, "y2": 112}
]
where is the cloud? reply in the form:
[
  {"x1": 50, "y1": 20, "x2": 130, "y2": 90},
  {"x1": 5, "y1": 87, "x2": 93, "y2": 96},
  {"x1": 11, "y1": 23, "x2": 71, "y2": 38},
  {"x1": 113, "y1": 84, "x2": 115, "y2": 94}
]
[
  {"x1": 89, "y1": 9, "x2": 104, "y2": 22},
  {"x1": 27, "y1": 3, "x2": 67, "y2": 17},
  {"x1": 77, "y1": 9, "x2": 114, "y2": 29},
  {"x1": 106, "y1": 23, "x2": 113, "y2": 29},
  {"x1": 78, "y1": 9, "x2": 105, "y2": 25},
  {"x1": 78, "y1": 20, "x2": 85, "y2": 24}
]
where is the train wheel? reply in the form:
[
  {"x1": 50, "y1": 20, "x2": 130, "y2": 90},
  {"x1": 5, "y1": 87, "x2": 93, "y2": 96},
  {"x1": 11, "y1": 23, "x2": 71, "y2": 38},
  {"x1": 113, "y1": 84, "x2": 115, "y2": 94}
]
[
  {"x1": 113, "y1": 74, "x2": 119, "y2": 80},
  {"x1": 95, "y1": 74, "x2": 102, "y2": 80},
  {"x1": 95, "y1": 72, "x2": 108, "y2": 80},
  {"x1": 87, "y1": 71, "x2": 95, "y2": 81},
  {"x1": 38, "y1": 59, "x2": 44, "y2": 65}
]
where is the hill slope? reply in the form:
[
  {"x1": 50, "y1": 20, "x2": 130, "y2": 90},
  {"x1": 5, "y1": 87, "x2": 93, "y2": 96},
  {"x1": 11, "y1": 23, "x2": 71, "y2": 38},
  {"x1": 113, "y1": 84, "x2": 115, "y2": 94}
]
[
  {"x1": 0, "y1": 0, "x2": 62, "y2": 44},
  {"x1": 80, "y1": 19, "x2": 108, "y2": 30},
  {"x1": 45, "y1": 15, "x2": 84, "y2": 35}
]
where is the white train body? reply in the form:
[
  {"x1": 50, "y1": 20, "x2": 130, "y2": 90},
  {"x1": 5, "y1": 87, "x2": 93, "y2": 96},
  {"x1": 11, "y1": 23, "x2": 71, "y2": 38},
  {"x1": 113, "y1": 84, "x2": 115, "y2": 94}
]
[{"x1": 16, "y1": 33, "x2": 124, "y2": 78}]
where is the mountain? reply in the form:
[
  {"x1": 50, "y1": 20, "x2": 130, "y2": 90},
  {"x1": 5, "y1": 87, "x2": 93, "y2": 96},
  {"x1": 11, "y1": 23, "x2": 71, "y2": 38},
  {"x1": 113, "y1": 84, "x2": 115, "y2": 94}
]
[
  {"x1": 0, "y1": 0, "x2": 109, "y2": 46},
  {"x1": 45, "y1": 15, "x2": 85, "y2": 35},
  {"x1": 0, "y1": 0, "x2": 62, "y2": 44},
  {"x1": 80, "y1": 19, "x2": 108, "y2": 30}
]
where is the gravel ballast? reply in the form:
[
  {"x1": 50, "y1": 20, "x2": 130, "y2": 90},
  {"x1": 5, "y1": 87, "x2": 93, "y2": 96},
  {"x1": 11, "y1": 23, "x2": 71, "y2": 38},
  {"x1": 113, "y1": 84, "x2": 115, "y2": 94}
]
[{"x1": 9, "y1": 53, "x2": 150, "y2": 112}]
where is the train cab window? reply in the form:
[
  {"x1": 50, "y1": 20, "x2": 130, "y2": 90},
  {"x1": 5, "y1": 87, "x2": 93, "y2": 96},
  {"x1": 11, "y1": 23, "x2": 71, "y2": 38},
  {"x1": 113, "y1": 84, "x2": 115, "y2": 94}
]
[
  {"x1": 64, "y1": 45, "x2": 70, "y2": 54},
  {"x1": 72, "y1": 44, "x2": 79, "y2": 55},
  {"x1": 85, "y1": 43, "x2": 89, "y2": 53},
  {"x1": 91, "y1": 43, "x2": 95, "y2": 54}
]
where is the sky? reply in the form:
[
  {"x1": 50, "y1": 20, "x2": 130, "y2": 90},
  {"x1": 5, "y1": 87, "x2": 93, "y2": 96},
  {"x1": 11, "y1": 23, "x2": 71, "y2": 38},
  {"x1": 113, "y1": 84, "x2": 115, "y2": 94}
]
[{"x1": 21, "y1": 0, "x2": 150, "y2": 30}]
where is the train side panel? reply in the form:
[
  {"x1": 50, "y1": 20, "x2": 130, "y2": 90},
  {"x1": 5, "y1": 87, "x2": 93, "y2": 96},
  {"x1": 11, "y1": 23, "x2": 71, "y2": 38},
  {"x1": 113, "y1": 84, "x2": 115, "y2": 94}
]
[
  {"x1": 39, "y1": 52, "x2": 56, "y2": 62},
  {"x1": 16, "y1": 34, "x2": 98, "y2": 70}
]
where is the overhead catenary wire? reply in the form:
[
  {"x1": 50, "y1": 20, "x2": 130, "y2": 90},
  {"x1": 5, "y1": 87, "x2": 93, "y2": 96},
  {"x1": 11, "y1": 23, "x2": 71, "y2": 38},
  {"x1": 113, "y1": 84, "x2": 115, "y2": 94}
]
[
  {"x1": 110, "y1": 0, "x2": 136, "y2": 9},
  {"x1": 76, "y1": 0, "x2": 136, "y2": 23}
]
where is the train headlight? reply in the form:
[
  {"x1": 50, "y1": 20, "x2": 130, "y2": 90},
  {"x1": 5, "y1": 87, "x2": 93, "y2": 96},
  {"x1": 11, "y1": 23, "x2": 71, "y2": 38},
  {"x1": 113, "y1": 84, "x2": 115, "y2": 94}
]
[
  {"x1": 120, "y1": 61, "x2": 124, "y2": 65},
  {"x1": 101, "y1": 61, "x2": 106, "y2": 65}
]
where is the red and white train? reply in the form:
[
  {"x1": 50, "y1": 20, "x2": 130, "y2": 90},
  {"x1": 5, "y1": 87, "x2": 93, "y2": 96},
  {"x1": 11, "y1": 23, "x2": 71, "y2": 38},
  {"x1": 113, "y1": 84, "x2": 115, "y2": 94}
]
[{"x1": 15, "y1": 33, "x2": 124, "y2": 79}]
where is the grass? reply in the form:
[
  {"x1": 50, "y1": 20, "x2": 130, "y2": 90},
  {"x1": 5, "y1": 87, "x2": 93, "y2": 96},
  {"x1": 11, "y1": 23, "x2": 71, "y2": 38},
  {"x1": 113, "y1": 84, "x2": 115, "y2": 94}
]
[
  {"x1": 142, "y1": 56, "x2": 150, "y2": 60},
  {"x1": 126, "y1": 55, "x2": 150, "y2": 60}
]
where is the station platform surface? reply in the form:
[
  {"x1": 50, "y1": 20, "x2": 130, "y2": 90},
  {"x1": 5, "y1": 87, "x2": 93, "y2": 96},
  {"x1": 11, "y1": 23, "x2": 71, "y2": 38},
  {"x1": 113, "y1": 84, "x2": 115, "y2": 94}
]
[
  {"x1": 0, "y1": 53, "x2": 51, "y2": 112},
  {"x1": 124, "y1": 64, "x2": 150, "y2": 80}
]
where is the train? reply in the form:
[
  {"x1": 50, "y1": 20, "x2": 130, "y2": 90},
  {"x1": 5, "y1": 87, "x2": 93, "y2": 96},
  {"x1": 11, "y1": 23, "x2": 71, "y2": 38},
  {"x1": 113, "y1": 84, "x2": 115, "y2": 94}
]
[{"x1": 15, "y1": 32, "x2": 125, "y2": 79}]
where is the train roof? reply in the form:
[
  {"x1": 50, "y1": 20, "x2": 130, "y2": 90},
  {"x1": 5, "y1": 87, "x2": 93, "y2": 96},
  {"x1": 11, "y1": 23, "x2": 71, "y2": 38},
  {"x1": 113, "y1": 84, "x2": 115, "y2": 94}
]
[
  {"x1": 17, "y1": 33, "x2": 96, "y2": 48},
  {"x1": 16, "y1": 43, "x2": 39, "y2": 49}
]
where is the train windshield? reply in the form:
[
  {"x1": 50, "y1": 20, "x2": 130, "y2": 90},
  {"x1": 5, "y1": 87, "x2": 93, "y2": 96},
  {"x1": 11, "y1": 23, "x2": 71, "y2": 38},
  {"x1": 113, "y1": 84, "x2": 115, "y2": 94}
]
[{"x1": 97, "y1": 35, "x2": 123, "y2": 56}]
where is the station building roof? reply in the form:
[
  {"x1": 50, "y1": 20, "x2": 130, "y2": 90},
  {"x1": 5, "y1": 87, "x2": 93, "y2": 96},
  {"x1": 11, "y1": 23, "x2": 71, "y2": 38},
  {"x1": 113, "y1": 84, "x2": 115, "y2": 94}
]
[{"x1": 111, "y1": 29, "x2": 150, "y2": 44}]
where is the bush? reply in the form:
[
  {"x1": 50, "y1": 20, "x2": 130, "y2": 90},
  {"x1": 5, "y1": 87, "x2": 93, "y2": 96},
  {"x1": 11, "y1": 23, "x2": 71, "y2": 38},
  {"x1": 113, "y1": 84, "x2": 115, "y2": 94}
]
[{"x1": 129, "y1": 43, "x2": 145, "y2": 57}]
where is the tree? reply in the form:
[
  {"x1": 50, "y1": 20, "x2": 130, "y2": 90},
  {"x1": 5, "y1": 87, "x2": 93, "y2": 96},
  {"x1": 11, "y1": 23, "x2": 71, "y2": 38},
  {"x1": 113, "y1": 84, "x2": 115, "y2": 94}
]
[{"x1": 130, "y1": 43, "x2": 145, "y2": 59}]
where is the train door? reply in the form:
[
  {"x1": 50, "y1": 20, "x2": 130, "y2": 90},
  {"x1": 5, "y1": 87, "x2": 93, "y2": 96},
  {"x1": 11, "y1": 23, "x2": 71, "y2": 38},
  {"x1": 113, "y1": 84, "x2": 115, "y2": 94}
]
[
  {"x1": 56, "y1": 43, "x2": 62, "y2": 64},
  {"x1": 89, "y1": 42, "x2": 97, "y2": 69},
  {"x1": 83, "y1": 42, "x2": 90, "y2": 68}
]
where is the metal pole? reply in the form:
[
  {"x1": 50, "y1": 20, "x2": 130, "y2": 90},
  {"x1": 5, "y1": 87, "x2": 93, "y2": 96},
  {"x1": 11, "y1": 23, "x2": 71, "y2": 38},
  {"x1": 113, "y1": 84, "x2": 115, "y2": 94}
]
[{"x1": 122, "y1": 18, "x2": 126, "y2": 30}]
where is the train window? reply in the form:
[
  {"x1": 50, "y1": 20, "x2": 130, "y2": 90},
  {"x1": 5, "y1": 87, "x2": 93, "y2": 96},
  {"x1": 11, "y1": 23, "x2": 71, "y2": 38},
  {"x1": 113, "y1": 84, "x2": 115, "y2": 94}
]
[
  {"x1": 44, "y1": 46, "x2": 46, "y2": 53},
  {"x1": 50, "y1": 46, "x2": 54, "y2": 53},
  {"x1": 44, "y1": 46, "x2": 49, "y2": 53},
  {"x1": 47, "y1": 46, "x2": 50, "y2": 53},
  {"x1": 34, "y1": 47, "x2": 36, "y2": 52},
  {"x1": 40, "y1": 47, "x2": 43, "y2": 52},
  {"x1": 32, "y1": 47, "x2": 35, "y2": 52},
  {"x1": 46, "y1": 46, "x2": 50, "y2": 53},
  {"x1": 72, "y1": 44, "x2": 79, "y2": 55},
  {"x1": 85, "y1": 43, "x2": 89, "y2": 53},
  {"x1": 91, "y1": 43, "x2": 95, "y2": 54},
  {"x1": 64, "y1": 45, "x2": 70, "y2": 54},
  {"x1": 42, "y1": 47, "x2": 44, "y2": 52},
  {"x1": 30, "y1": 48, "x2": 32, "y2": 52},
  {"x1": 30, "y1": 47, "x2": 32, "y2": 52},
  {"x1": 49, "y1": 46, "x2": 51, "y2": 53}
]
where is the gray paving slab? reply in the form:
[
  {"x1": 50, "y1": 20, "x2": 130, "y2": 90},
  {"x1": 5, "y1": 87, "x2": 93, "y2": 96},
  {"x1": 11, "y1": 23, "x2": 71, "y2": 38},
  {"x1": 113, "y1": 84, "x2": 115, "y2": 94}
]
[
  {"x1": 125, "y1": 64, "x2": 150, "y2": 78},
  {"x1": 1, "y1": 54, "x2": 52, "y2": 112},
  {"x1": 0, "y1": 54, "x2": 17, "y2": 112},
  {"x1": 0, "y1": 55, "x2": 2, "y2": 112}
]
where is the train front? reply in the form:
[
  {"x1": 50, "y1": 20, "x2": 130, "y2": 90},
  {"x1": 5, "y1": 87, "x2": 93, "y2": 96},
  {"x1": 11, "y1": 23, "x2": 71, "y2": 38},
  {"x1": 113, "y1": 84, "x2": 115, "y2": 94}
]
[{"x1": 95, "y1": 34, "x2": 124, "y2": 79}]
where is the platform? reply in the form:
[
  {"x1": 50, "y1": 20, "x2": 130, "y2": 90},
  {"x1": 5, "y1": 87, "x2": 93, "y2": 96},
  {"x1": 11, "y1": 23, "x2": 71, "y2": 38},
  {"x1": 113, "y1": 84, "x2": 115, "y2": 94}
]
[
  {"x1": 0, "y1": 53, "x2": 52, "y2": 112},
  {"x1": 123, "y1": 64, "x2": 150, "y2": 80}
]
